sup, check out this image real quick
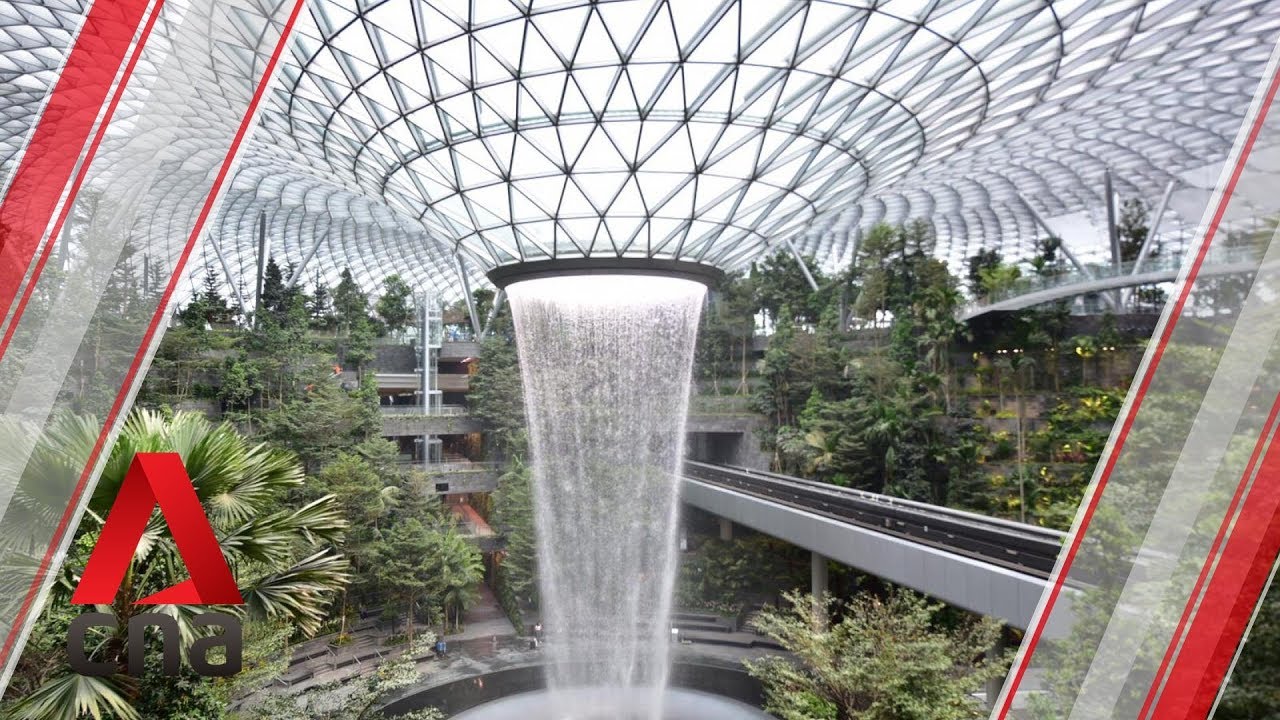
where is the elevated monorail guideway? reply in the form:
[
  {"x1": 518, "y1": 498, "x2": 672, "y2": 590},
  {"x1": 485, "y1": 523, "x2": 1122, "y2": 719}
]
[{"x1": 681, "y1": 462, "x2": 1074, "y2": 635}]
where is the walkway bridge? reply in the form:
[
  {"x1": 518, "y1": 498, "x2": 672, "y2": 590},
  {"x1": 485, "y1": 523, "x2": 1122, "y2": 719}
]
[
  {"x1": 959, "y1": 244, "x2": 1263, "y2": 320},
  {"x1": 681, "y1": 462, "x2": 1072, "y2": 635}
]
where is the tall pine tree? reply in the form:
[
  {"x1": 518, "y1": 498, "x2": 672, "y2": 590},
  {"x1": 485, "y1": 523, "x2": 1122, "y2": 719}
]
[{"x1": 333, "y1": 267, "x2": 368, "y2": 335}]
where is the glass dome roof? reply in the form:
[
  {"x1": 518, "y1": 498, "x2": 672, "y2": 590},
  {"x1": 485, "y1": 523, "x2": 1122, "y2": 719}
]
[{"x1": 3, "y1": 0, "x2": 1277, "y2": 299}]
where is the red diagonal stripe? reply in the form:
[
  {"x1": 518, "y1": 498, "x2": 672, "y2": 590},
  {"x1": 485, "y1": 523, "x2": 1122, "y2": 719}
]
[
  {"x1": 0, "y1": 0, "x2": 166, "y2": 366},
  {"x1": 0, "y1": 0, "x2": 309, "y2": 672},
  {"x1": 995, "y1": 56, "x2": 1280, "y2": 718},
  {"x1": 0, "y1": 0, "x2": 156, "y2": 332},
  {"x1": 1138, "y1": 391, "x2": 1280, "y2": 718},
  {"x1": 1185, "y1": 517, "x2": 1280, "y2": 719},
  {"x1": 1146, "y1": 391, "x2": 1280, "y2": 718}
]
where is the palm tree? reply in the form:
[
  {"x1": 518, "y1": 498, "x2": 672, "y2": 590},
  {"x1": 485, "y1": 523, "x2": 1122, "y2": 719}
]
[
  {"x1": 859, "y1": 390, "x2": 916, "y2": 492},
  {"x1": 914, "y1": 285, "x2": 968, "y2": 413},
  {"x1": 7, "y1": 410, "x2": 349, "y2": 720}
]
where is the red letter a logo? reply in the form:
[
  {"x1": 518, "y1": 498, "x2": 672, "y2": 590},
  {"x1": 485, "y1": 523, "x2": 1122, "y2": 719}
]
[{"x1": 72, "y1": 453, "x2": 243, "y2": 605}]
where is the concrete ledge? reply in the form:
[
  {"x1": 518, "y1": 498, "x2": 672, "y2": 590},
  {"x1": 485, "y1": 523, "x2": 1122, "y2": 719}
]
[
  {"x1": 685, "y1": 414, "x2": 760, "y2": 434},
  {"x1": 420, "y1": 470, "x2": 500, "y2": 494},
  {"x1": 441, "y1": 341, "x2": 482, "y2": 360},
  {"x1": 381, "y1": 414, "x2": 483, "y2": 436}
]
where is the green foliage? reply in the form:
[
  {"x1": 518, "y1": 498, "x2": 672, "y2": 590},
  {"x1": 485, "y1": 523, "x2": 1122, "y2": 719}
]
[
  {"x1": 127, "y1": 661, "x2": 229, "y2": 720},
  {"x1": 779, "y1": 376, "x2": 979, "y2": 501},
  {"x1": 912, "y1": 282, "x2": 969, "y2": 412},
  {"x1": 751, "y1": 252, "x2": 828, "y2": 325},
  {"x1": 375, "y1": 275, "x2": 414, "y2": 335},
  {"x1": 309, "y1": 271, "x2": 334, "y2": 329},
  {"x1": 3, "y1": 674, "x2": 139, "y2": 720},
  {"x1": 243, "y1": 635, "x2": 445, "y2": 720},
  {"x1": 746, "y1": 589, "x2": 1006, "y2": 720},
  {"x1": 332, "y1": 268, "x2": 369, "y2": 336},
  {"x1": 492, "y1": 460, "x2": 536, "y2": 626},
  {"x1": 977, "y1": 263, "x2": 1022, "y2": 297},
  {"x1": 179, "y1": 274, "x2": 239, "y2": 329},
  {"x1": 471, "y1": 287, "x2": 496, "y2": 325},
  {"x1": 257, "y1": 257, "x2": 287, "y2": 322},
  {"x1": 966, "y1": 248, "x2": 1002, "y2": 294},
  {"x1": 434, "y1": 530, "x2": 484, "y2": 633},
  {"x1": 255, "y1": 376, "x2": 379, "y2": 473},
  {"x1": 1117, "y1": 198, "x2": 1149, "y2": 263},
  {"x1": 1027, "y1": 506, "x2": 1141, "y2": 718},
  {"x1": 218, "y1": 355, "x2": 259, "y2": 412},
  {"x1": 1029, "y1": 237, "x2": 1066, "y2": 278},
  {"x1": 2, "y1": 411, "x2": 349, "y2": 719},
  {"x1": 754, "y1": 308, "x2": 848, "y2": 428},
  {"x1": 373, "y1": 518, "x2": 439, "y2": 643},
  {"x1": 696, "y1": 271, "x2": 759, "y2": 395},
  {"x1": 27, "y1": 265, "x2": 507, "y2": 718},
  {"x1": 344, "y1": 316, "x2": 377, "y2": 373},
  {"x1": 468, "y1": 315, "x2": 527, "y2": 459},
  {"x1": 372, "y1": 517, "x2": 483, "y2": 640},
  {"x1": 63, "y1": 247, "x2": 163, "y2": 415},
  {"x1": 852, "y1": 220, "x2": 943, "y2": 319},
  {"x1": 676, "y1": 536, "x2": 807, "y2": 609},
  {"x1": 137, "y1": 325, "x2": 234, "y2": 405},
  {"x1": 754, "y1": 219, "x2": 981, "y2": 505},
  {"x1": 1218, "y1": 580, "x2": 1280, "y2": 718},
  {"x1": 311, "y1": 452, "x2": 402, "y2": 619},
  {"x1": 222, "y1": 621, "x2": 294, "y2": 703}
]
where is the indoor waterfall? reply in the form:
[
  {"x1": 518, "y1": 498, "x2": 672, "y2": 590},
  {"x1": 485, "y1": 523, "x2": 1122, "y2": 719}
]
[{"x1": 507, "y1": 274, "x2": 706, "y2": 719}]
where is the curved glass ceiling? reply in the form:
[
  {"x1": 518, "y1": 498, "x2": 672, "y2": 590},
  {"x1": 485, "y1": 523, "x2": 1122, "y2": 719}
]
[{"x1": 2, "y1": 0, "x2": 1277, "y2": 299}]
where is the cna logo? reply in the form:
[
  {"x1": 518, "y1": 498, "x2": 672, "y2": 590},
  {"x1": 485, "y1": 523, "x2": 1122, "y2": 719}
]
[{"x1": 68, "y1": 453, "x2": 243, "y2": 678}]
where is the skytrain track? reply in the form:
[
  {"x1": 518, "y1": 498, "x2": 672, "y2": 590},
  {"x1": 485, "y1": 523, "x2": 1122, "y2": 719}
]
[{"x1": 682, "y1": 462, "x2": 1067, "y2": 580}]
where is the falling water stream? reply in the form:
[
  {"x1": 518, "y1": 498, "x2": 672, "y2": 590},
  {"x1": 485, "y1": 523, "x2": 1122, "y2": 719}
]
[{"x1": 507, "y1": 275, "x2": 706, "y2": 719}]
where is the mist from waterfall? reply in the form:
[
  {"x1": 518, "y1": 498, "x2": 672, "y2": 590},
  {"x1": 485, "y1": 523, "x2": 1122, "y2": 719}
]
[{"x1": 507, "y1": 275, "x2": 706, "y2": 719}]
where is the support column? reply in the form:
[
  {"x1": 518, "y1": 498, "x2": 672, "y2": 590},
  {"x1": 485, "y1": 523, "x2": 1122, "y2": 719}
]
[
  {"x1": 285, "y1": 231, "x2": 329, "y2": 289},
  {"x1": 252, "y1": 211, "x2": 268, "y2": 327},
  {"x1": 453, "y1": 254, "x2": 483, "y2": 337},
  {"x1": 1133, "y1": 179, "x2": 1176, "y2": 274},
  {"x1": 1104, "y1": 170, "x2": 1124, "y2": 309},
  {"x1": 783, "y1": 236, "x2": 820, "y2": 292},
  {"x1": 209, "y1": 232, "x2": 250, "y2": 320},
  {"x1": 718, "y1": 517, "x2": 733, "y2": 541},
  {"x1": 811, "y1": 552, "x2": 829, "y2": 629},
  {"x1": 986, "y1": 628, "x2": 1007, "y2": 711},
  {"x1": 418, "y1": 297, "x2": 431, "y2": 463},
  {"x1": 1020, "y1": 192, "x2": 1116, "y2": 310},
  {"x1": 1104, "y1": 169, "x2": 1120, "y2": 267},
  {"x1": 481, "y1": 288, "x2": 506, "y2": 336}
]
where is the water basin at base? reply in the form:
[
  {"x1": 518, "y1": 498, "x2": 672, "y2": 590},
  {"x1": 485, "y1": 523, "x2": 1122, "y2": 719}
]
[{"x1": 450, "y1": 687, "x2": 772, "y2": 720}]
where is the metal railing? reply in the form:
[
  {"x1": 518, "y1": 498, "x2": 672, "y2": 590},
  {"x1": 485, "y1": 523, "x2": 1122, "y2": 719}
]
[
  {"x1": 395, "y1": 459, "x2": 504, "y2": 473},
  {"x1": 427, "y1": 460, "x2": 502, "y2": 472},
  {"x1": 379, "y1": 404, "x2": 469, "y2": 417}
]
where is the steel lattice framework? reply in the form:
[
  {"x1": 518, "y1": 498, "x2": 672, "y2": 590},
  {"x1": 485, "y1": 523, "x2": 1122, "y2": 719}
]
[{"x1": 2, "y1": 0, "x2": 1279, "y2": 301}]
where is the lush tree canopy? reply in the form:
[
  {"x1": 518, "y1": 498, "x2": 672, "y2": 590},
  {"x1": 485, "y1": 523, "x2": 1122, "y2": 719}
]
[{"x1": 747, "y1": 589, "x2": 1006, "y2": 720}]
